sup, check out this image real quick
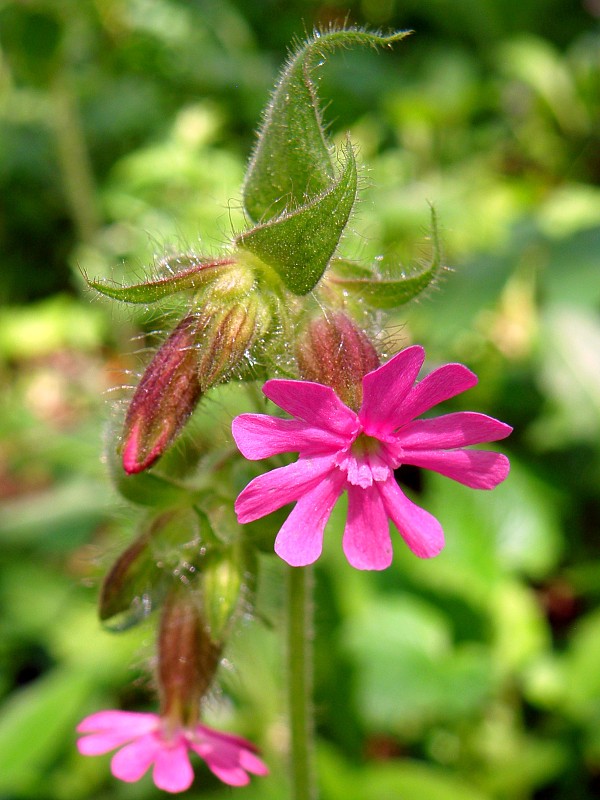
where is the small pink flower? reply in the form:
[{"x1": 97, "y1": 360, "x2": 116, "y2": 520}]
[
  {"x1": 233, "y1": 345, "x2": 511, "y2": 570},
  {"x1": 77, "y1": 710, "x2": 268, "y2": 793}
]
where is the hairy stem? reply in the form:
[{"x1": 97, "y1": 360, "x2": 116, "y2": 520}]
[{"x1": 287, "y1": 565, "x2": 316, "y2": 800}]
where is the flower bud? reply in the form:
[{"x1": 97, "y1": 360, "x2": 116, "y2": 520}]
[
  {"x1": 196, "y1": 296, "x2": 270, "y2": 391},
  {"x1": 122, "y1": 315, "x2": 202, "y2": 474},
  {"x1": 296, "y1": 311, "x2": 380, "y2": 409},
  {"x1": 99, "y1": 508, "x2": 203, "y2": 629},
  {"x1": 158, "y1": 589, "x2": 221, "y2": 727},
  {"x1": 202, "y1": 543, "x2": 253, "y2": 643}
]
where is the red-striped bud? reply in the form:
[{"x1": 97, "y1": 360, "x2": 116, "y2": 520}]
[
  {"x1": 157, "y1": 589, "x2": 221, "y2": 728},
  {"x1": 296, "y1": 311, "x2": 380, "y2": 409},
  {"x1": 196, "y1": 296, "x2": 270, "y2": 391},
  {"x1": 122, "y1": 315, "x2": 202, "y2": 474}
]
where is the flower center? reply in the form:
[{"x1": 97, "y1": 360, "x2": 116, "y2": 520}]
[
  {"x1": 334, "y1": 432, "x2": 390, "y2": 488},
  {"x1": 350, "y1": 432, "x2": 381, "y2": 458}
]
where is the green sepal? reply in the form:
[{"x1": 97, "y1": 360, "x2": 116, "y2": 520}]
[
  {"x1": 202, "y1": 542, "x2": 257, "y2": 643},
  {"x1": 243, "y1": 27, "x2": 411, "y2": 223},
  {"x1": 106, "y1": 425, "x2": 200, "y2": 508},
  {"x1": 237, "y1": 140, "x2": 358, "y2": 295},
  {"x1": 99, "y1": 508, "x2": 208, "y2": 629},
  {"x1": 112, "y1": 467, "x2": 199, "y2": 509},
  {"x1": 328, "y1": 205, "x2": 442, "y2": 308},
  {"x1": 86, "y1": 257, "x2": 234, "y2": 304}
]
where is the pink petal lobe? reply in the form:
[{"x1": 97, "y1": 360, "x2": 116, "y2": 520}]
[
  {"x1": 360, "y1": 346, "x2": 425, "y2": 436},
  {"x1": 191, "y1": 729, "x2": 262, "y2": 787},
  {"x1": 274, "y1": 469, "x2": 346, "y2": 566},
  {"x1": 153, "y1": 741, "x2": 194, "y2": 793},
  {"x1": 402, "y1": 449, "x2": 510, "y2": 489},
  {"x1": 194, "y1": 725, "x2": 260, "y2": 751},
  {"x1": 342, "y1": 484, "x2": 393, "y2": 570},
  {"x1": 262, "y1": 379, "x2": 358, "y2": 436},
  {"x1": 232, "y1": 414, "x2": 346, "y2": 459},
  {"x1": 395, "y1": 363, "x2": 478, "y2": 426},
  {"x1": 192, "y1": 727, "x2": 268, "y2": 777},
  {"x1": 110, "y1": 733, "x2": 161, "y2": 783},
  {"x1": 77, "y1": 710, "x2": 159, "y2": 735},
  {"x1": 396, "y1": 412, "x2": 513, "y2": 450},
  {"x1": 235, "y1": 455, "x2": 336, "y2": 523},
  {"x1": 77, "y1": 712, "x2": 159, "y2": 755},
  {"x1": 238, "y1": 748, "x2": 270, "y2": 776},
  {"x1": 379, "y1": 478, "x2": 445, "y2": 558}
]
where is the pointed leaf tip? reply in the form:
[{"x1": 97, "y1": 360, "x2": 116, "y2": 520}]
[
  {"x1": 243, "y1": 28, "x2": 411, "y2": 224},
  {"x1": 327, "y1": 205, "x2": 443, "y2": 308},
  {"x1": 87, "y1": 258, "x2": 235, "y2": 304}
]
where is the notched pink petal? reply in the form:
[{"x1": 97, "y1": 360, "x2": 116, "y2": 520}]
[
  {"x1": 402, "y1": 449, "x2": 510, "y2": 489},
  {"x1": 110, "y1": 734, "x2": 161, "y2": 783},
  {"x1": 77, "y1": 711, "x2": 160, "y2": 756},
  {"x1": 343, "y1": 484, "x2": 392, "y2": 570},
  {"x1": 379, "y1": 478, "x2": 445, "y2": 558},
  {"x1": 235, "y1": 455, "x2": 335, "y2": 523},
  {"x1": 396, "y1": 412, "x2": 512, "y2": 450},
  {"x1": 232, "y1": 413, "x2": 346, "y2": 459},
  {"x1": 207, "y1": 764, "x2": 251, "y2": 786},
  {"x1": 77, "y1": 710, "x2": 159, "y2": 735},
  {"x1": 78, "y1": 732, "x2": 136, "y2": 757},
  {"x1": 153, "y1": 742, "x2": 194, "y2": 793},
  {"x1": 360, "y1": 346, "x2": 425, "y2": 436},
  {"x1": 238, "y1": 749, "x2": 270, "y2": 776},
  {"x1": 262, "y1": 379, "x2": 358, "y2": 436},
  {"x1": 190, "y1": 728, "x2": 268, "y2": 786},
  {"x1": 274, "y1": 470, "x2": 346, "y2": 566},
  {"x1": 395, "y1": 362, "x2": 478, "y2": 426},
  {"x1": 193, "y1": 726, "x2": 260, "y2": 752}
]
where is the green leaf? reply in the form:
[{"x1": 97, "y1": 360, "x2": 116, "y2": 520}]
[
  {"x1": 328, "y1": 205, "x2": 442, "y2": 308},
  {"x1": 318, "y1": 744, "x2": 491, "y2": 800},
  {"x1": 238, "y1": 140, "x2": 357, "y2": 295},
  {"x1": 243, "y1": 28, "x2": 411, "y2": 223},
  {"x1": 86, "y1": 257, "x2": 233, "y2": 303},
  {"x1": 343, "y1": 594, "x2": 492, "y2": 732},
  {"x1": 0, "y1": 669, "x2": 93, "y2": 795}
]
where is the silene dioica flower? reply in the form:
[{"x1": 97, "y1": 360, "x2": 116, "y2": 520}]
[
  {"x1": 233, "y1": 340, "x2": 511, "y2": 570},
  {"x1": 77, "y1": 589, "x2": 267, "y2": 793},
  {"x1": 77, "y1": 711, "x2": 268, "y2": 793}
]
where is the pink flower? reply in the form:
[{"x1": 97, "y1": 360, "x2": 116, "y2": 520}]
[
  {"x1": 233, "y1": 345, "x2": 511, "y2": 570},
  {"x1": 76, "y1": 710, "x2": 268, "y2": 793}
]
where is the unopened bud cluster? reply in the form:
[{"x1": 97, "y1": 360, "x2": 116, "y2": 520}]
[{"x1": 120, "y1": 257, "x2": 276, "y2": 474}]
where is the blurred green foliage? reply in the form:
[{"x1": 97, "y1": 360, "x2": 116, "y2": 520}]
[{"x1": 0, "y1": 0, "x2": 599, "y2": 798}]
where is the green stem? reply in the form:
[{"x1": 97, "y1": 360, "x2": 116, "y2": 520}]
[{"x1": 287, "y1": 565, "x2": 316, "y2": 800}]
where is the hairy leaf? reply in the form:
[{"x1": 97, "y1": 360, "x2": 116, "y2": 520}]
[
  {"x1": 87, "y1": 258, "x2": 234, "y2": 303},
  {"x1": 328, "y1": 206, "x2": 442, "y2": 308},
  {"x1": 243, "y1": 28, "x2": 411, "y2": 223}
]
